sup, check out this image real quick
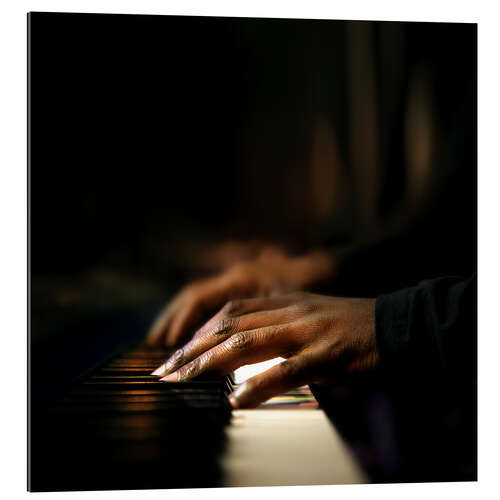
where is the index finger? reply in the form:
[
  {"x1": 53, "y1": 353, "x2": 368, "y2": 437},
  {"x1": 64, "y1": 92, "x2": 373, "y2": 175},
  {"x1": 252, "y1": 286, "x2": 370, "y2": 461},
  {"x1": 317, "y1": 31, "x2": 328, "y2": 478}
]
[
  {"x1": 159, "y1": 323, "x2": 295, "y2": 382},
  {"x1": 151, "y1": 295, "x2": 301, "y2": 377}
]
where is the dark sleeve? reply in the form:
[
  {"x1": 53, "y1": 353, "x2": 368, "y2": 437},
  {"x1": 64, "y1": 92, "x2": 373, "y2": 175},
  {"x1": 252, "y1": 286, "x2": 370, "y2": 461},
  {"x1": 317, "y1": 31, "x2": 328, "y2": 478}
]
[{"x1": 375, "y1": 274, "x2": 477, "y2": 384}]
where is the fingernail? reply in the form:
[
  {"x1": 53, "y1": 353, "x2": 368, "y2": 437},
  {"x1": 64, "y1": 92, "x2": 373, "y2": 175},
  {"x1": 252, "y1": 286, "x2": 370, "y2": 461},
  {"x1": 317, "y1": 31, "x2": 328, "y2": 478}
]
[
  {"x1": 160, "y1": 372, "x2": 178, "y2": 382},
  {"x1": 228, "y1": 385, "x2": 246, "y2": 409},
  {"x1": 228, "y1": 394, "x2": 239, "y2": 409},
  {"x1": 228, "y1": 383, "x2": 250, "y2": 409},
  {"x1": 151, "y1": 365, "x2": 164, "y2": 376}
]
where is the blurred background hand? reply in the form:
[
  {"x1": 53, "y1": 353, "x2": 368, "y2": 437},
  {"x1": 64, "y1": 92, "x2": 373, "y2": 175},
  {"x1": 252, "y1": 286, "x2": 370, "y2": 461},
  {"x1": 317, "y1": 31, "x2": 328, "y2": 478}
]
[{"x1": 146, "y1": 249, "x2": 335, "y2": 346}]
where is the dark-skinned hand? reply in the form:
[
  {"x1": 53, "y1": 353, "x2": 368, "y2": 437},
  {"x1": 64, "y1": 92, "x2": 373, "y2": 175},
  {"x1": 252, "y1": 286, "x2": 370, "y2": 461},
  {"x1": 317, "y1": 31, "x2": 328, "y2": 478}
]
[
  {"x1": 146, "y1": 250, "x2": 335, "y2": 347},
  {"x1": 151, "y1": 292, "x2": 378, "y2": 409}
]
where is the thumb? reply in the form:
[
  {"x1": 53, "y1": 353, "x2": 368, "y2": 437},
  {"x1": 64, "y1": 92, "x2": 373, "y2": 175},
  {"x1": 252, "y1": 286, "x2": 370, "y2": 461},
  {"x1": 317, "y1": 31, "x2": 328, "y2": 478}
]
[{"x1": 228, "y1": 356, "x2": 307, "y2": 409}]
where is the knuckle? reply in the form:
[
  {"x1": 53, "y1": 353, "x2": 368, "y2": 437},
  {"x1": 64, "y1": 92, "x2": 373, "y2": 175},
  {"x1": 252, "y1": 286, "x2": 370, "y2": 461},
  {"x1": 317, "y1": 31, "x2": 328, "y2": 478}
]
[
  {"x1": 228, "y1": 331, "x2": 252, "y2": 351},
  {"x1": 178, "y1": 358, "x2": 201, "y2": 381},
  {"x1": 167, "y1": 348, "x2": 184, "y2": 369},
  {"x1": 212, "y1": 316, "x2": 238, "y2": 336},
  {"x1": 163, "y1": 349, "x2": 184, "y2": 370}
]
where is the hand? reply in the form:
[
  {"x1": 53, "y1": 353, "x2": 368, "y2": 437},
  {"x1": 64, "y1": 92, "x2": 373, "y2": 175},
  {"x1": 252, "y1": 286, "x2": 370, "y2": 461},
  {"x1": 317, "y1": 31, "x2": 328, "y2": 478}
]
[
  {"x1": 146, "y1": 250, "x2": 335, "y2": 346},
  {"x1": 151, "y1": 292, "x2": 378, "y2": 408}
]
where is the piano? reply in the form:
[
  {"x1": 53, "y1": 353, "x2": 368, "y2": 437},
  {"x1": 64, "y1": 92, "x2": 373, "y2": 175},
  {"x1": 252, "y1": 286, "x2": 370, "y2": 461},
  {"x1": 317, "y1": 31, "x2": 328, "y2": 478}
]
[{"x1": 28, "y1": 307, "x2": 367, "y2": 491}]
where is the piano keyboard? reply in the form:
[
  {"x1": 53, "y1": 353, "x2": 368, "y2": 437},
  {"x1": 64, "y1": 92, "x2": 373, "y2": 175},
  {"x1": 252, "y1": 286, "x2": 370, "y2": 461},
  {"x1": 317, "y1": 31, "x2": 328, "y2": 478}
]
[
  {"x1": 30, "y1": 341, "x2": 368, "y2": 491},
  {"x1": 30, "y1": 342, "x2": 234, "y2": 491}
]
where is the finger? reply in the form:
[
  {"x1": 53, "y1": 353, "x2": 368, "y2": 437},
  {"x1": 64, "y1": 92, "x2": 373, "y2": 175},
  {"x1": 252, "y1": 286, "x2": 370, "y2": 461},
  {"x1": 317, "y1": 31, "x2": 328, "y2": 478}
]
[
  {"x1": 152, "y1": 307, "x2": 297, "y2": 377},
  {"x1": 159, "y1": 323, "x2": 295, "y2": 382},
  {"x1": 189, "y1": 294, "x2": 303, "y2": 343},
  {"x1": 166, "y1": 298, "x2": 205, "y2": 346},
  {"x1": 165, "y1": 280, "x2": 234, "y2": 346},
  {"x1": 227, "y1": 355, "x2": 310, "y2": 409},
  {"x1": 165, "y1": 279, "x2": 300, "y2": 346},
  {"x1": 145, "y1": 300, "x2": 179, "y2": 345},
  {"x1": 214, "y1": 295, "x2": 302, "y2": 317}
]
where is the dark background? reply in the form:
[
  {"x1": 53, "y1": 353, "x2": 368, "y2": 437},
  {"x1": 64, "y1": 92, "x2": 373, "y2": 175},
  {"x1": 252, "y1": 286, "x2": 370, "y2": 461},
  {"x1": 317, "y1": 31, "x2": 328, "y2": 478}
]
[
  {"x1": 28, "y1": 13, "x2": 477, "y2": 486},
  {"x1": 30, "y1": 13, "x2": 340, "y2": 278},
  {"x1": 29, "y1": 12, "x2": 476, "y2": 355}
]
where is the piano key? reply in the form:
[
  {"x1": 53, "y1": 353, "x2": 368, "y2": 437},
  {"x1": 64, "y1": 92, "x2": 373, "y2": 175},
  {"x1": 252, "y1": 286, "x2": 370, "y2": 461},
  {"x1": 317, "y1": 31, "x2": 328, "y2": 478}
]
[
  {"x1": 67, "y1": 388, "x2": 228, "y2": 397},
  {"x1": 47, "y1": 400, "x2": 232, "y2": 414},
  {"x1": 106, "y1": 361, "x2": 161, "y2": 367},
  {"x1": 98, "y1": 368, "x2": 159, "y2": 375},
  {"x1": 63, "y1": 395, "x2": 224, "y2": 404},
  {"x1": 88, "y1": 375, "x2": 163, "y2": 381},
  {"x1": 80, "y1": 379, "x2": 234, "y2": 394}
]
